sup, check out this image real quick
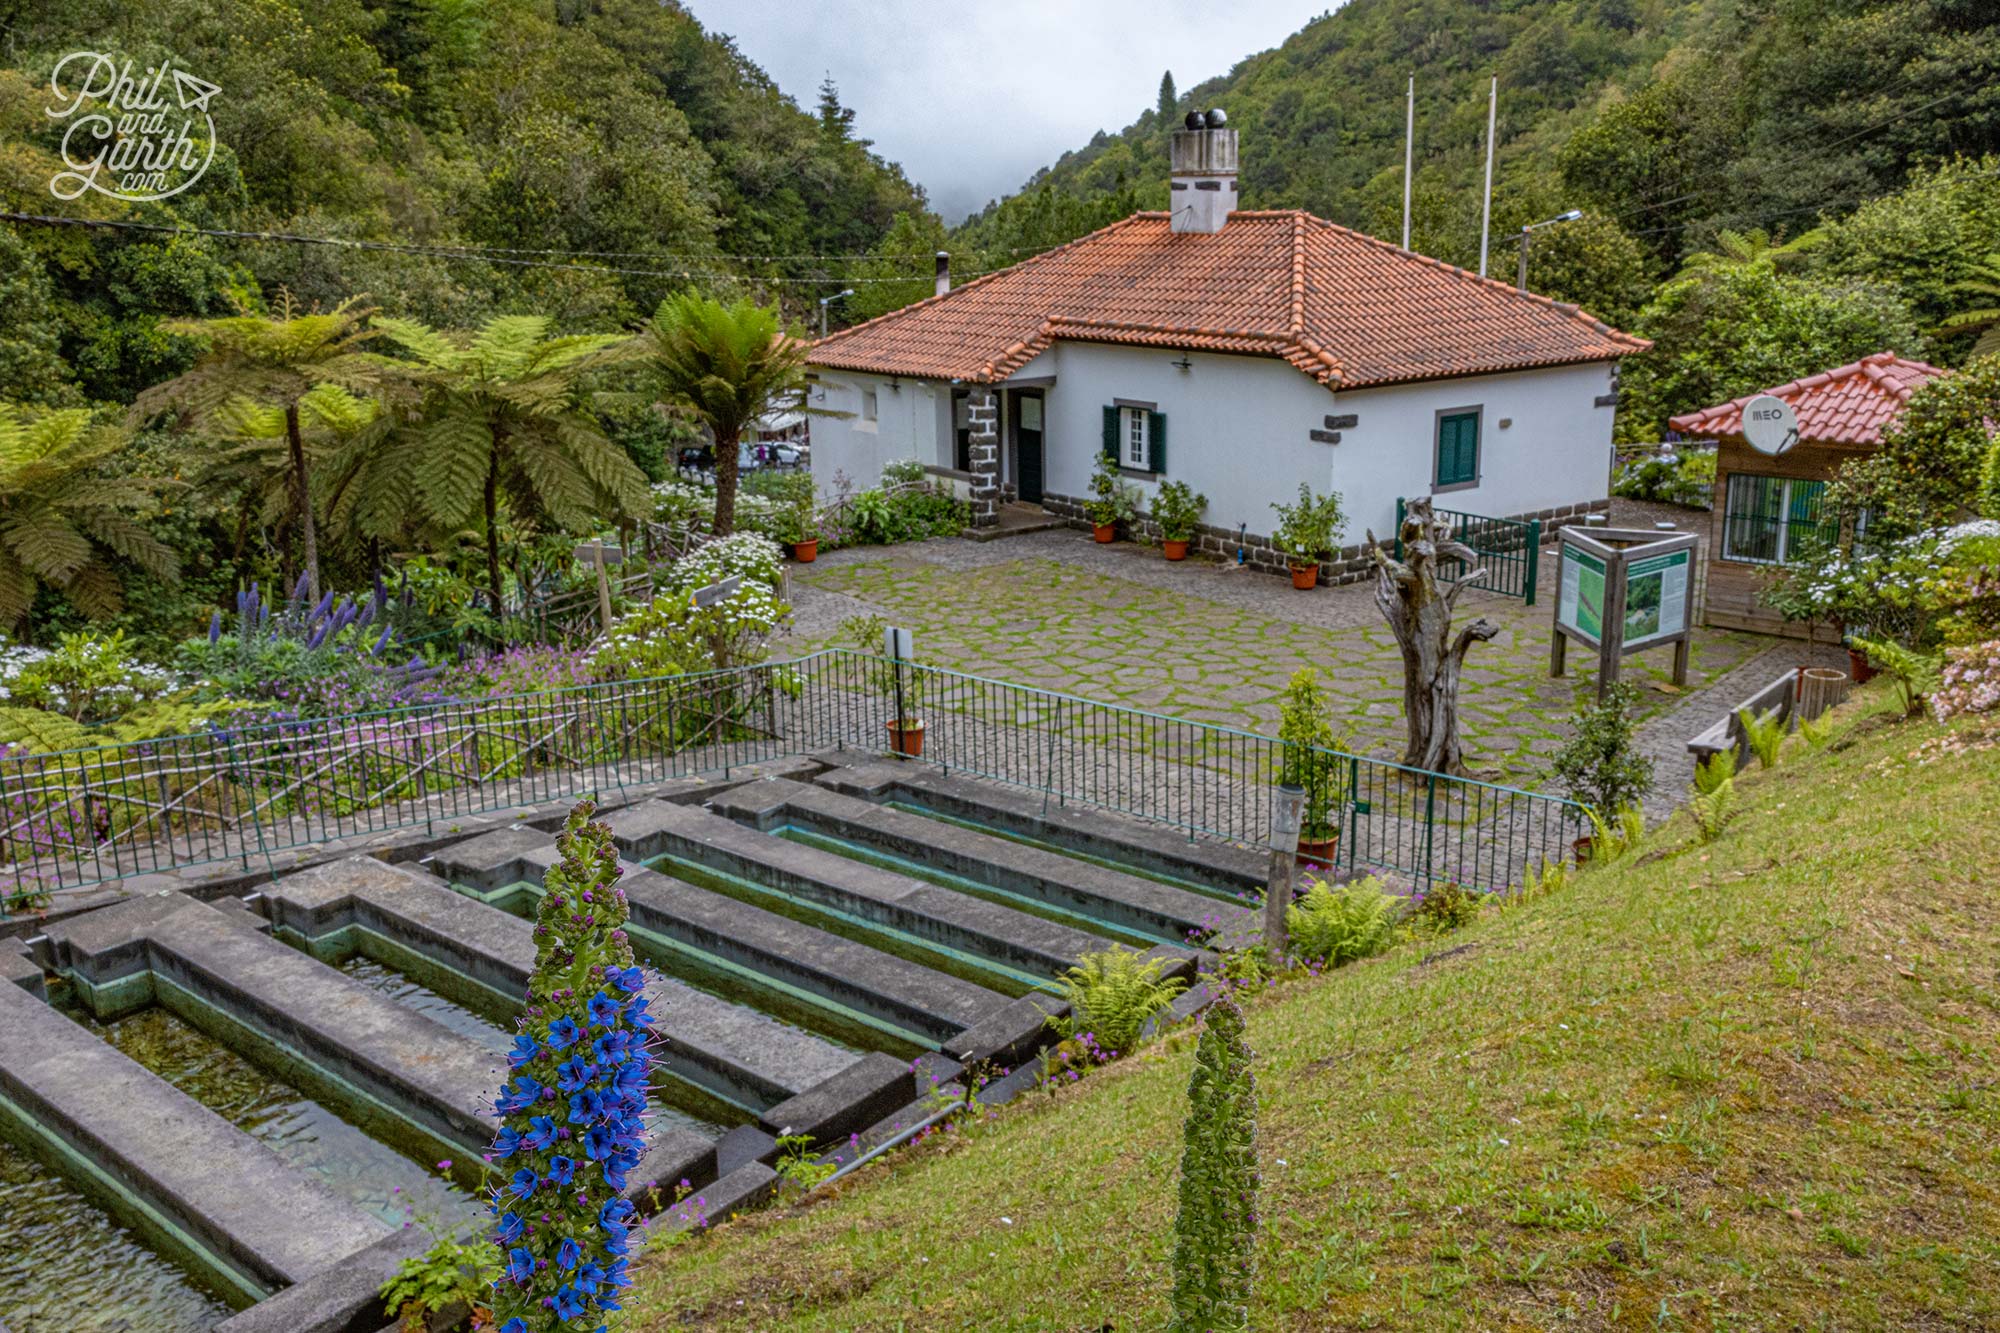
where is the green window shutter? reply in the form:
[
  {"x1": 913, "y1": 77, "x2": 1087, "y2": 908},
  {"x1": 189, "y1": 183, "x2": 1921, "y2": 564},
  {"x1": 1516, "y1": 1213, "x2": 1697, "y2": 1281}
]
[
  {"x1": 1437, "y1": 412, "x2": 1479, "y2": 486},
  {"x1": 1102, "y1": 405, "x2": 1120, "y2": 464},
  {"x1": 1149, "y1": 411, "x2": 1167, "y2": 474}
]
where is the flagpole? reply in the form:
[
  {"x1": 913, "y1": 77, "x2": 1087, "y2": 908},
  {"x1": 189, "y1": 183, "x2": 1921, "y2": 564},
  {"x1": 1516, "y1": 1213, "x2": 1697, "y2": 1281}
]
[
  {"x1": 1402, "y1": 76, "x2": 1414, "y2": 250},
  {"x1": 1478, "y1": 76, "x2": 1496, "y2": 278}
]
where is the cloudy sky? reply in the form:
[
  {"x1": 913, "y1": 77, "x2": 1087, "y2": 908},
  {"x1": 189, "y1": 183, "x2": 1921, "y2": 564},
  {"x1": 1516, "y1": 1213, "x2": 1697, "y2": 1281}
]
[{"x1": 682, "y1": 0, "x2": 1332, "y2": 222}]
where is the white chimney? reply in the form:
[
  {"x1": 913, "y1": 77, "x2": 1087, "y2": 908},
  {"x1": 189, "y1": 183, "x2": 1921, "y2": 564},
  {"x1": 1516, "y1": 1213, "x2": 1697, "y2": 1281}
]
[
  {"x1": 935, "y1": 251, "x2": 950, "y2": 296},
  {"x1": 1170, "y1": 109, "x2": 1238, "y2": 234}
]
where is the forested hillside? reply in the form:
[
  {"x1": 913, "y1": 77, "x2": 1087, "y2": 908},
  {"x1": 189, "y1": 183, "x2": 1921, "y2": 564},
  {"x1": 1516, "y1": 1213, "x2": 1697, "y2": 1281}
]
[
  {"x1": 956, "y1": 0, "x2": 1995, "y2": 273},
  {"x1": 0, "y1": 0, "x2": 923, "y2": 406},
  {"x1": 929, "y1": 0, "x2": 2000, "y2": 440}
]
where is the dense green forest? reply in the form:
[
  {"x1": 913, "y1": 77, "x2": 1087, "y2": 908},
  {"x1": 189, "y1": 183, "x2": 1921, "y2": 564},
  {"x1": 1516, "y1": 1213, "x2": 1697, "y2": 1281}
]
[
  {"x1": 0, "y1": 0, "x2": 923, "y2": 407},
  {"x1": 1, "y1": 0, "x2": 1997, "y2": 657}
]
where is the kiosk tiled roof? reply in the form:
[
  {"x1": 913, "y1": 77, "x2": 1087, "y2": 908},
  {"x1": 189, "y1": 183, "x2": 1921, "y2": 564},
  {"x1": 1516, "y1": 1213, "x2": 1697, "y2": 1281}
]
[
  {"x1": 1669, "y1": 352, "x2": 1948, "y2": 447},
  {"x1": 808, "y1": 211, "x2": 1648, "y2": 389}
]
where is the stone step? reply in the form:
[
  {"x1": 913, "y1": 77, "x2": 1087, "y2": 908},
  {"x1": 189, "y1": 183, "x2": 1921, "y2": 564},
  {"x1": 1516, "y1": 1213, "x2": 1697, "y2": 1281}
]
[
  {"x1": 814, "y1": 759, "x2": 1267, "y2": 893},
  {"x1": 619, "y1": 864, "x2": 1006, "y2": 1046},
  {"x1": 713, "y1": 777, "x2": 1251, "y2": 945},
  {"x1": 0, "y1": 966, "x2": 385, "y2": 1298},
  {"x1": 614, "y1": 798, "x2": 1129, "y2": 983},
  {"x1": 265, "y1": 856, "x2": 860, "y2": 1114},
  {"x1": 436, "y1": 831, "x2": 1011, "y2": 1047},
  {"x1": 42, "y1": 892, "x2": 715, "y2": 1202}
]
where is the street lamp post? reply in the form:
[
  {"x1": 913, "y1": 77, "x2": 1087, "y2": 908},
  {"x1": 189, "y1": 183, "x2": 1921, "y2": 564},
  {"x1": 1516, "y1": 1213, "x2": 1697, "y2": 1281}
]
[
  {"x1": 816, "y1": 286, "x2": 856, "y2": 338},
  {"x1": 1517, "y1": 210, "x2": 1583, "y2": 291},
  {"x1": 1264, "y1": 784, "x2": 1307, "y2": 957}
]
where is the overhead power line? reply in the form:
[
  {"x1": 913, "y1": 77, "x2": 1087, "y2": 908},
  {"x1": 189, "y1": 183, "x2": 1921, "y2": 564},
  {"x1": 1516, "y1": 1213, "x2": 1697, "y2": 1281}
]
[{"x1": 0, "y1": 211, "x2": 959, "y2": 283}]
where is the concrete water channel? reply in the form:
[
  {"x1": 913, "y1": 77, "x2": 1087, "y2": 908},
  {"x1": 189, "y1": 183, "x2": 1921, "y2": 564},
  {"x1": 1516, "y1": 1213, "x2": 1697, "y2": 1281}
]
[{"x1": 0, "y1": 753, "x2": 1264, "y2": 1332}]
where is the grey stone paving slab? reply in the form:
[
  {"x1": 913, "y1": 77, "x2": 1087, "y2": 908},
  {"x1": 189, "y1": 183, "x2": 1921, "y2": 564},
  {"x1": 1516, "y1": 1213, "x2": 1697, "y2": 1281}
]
[
  {"x1": 0, "y1": 970, "x2": 385, "y2": 1296},
  {"x1": 211, "y1": 1225, "x2": 429, "y2": 1333},
  {"x1": 714, "y1": 776, "x2": 1251, "y2": 944},
  {"x1": 632, "y1": 798, "x2": 1122, "y2": 977}
]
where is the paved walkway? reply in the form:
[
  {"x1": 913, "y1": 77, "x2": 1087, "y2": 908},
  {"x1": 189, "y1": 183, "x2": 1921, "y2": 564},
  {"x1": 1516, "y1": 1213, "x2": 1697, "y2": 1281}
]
[{"x1": 778, "y1": 505, "x2": 1840, "y2": 803}]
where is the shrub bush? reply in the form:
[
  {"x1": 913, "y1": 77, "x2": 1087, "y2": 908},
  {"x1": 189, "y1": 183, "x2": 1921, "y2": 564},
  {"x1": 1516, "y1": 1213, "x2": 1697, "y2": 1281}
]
[
  {"x1": 1285, "y1": 875, "x2": 1400, "y2": 967},
  {"x1": 1550, "y1": 681, "x2": 1656, "y2": 818},
  {"x1": 1613, "y1": 447, "x2": 1715, "y2": 508},
  {"x1": 1410, "y1": 880, "x2": 1483, "y2": 935},
  {"x1": 177, "y1": 580, "x2": 439, "y2": 718},
  {"x1": 0, "y1": 631, "x2": 169, "y2": 724}
]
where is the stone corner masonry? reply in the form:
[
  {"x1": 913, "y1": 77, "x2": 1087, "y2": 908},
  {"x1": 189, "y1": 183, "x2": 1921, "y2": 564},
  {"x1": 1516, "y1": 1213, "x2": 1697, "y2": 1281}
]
[{"x1": 966, "y1": 386, "x2": 1000, "y2": 528}]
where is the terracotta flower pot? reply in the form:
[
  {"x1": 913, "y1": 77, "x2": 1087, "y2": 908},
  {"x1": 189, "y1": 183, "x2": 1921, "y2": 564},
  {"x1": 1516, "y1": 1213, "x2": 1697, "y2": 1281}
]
[
  {"x1": 1847, "y1": 647, "x2": 1877, "y2": 684},
  {"x1": 1093, "y1": 523, "x2": 1117, "y2": 543},
  {"x1": 886, "y1": 719, "x2": 926, "y2": 757},
  {"x1": 1162, "y1": 539, "x2": 1189, "y2": 561},
  {"x1": 791, "y1": 538, "x2": 818, "y2": 563},
  {"x1": 1290, "y1": 563, "x2": 1319, "y2": 590},
  {"x1": 1296, "y1": 833, "x2": 1339, "y2": 867}
]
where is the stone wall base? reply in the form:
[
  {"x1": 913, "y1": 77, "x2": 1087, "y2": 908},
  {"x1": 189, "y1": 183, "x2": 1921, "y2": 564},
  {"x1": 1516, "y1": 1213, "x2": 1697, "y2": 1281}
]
[{"x1": 1039, "y1": 493, "x2": 1611, "y2": 587}]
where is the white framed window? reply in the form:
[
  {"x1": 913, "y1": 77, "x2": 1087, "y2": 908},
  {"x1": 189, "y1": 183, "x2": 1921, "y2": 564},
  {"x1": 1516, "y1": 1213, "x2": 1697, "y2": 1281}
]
[
  {"x1": 1121, "y1": 406, "x2": 1150, "y2": 469},
  {"x1": 1721, "y1": 473, "x2": 1835, "y2": 565}
]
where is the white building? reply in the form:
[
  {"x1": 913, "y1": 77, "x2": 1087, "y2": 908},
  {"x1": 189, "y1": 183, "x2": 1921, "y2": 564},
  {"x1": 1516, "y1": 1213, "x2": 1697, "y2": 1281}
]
[{"x1": 806, "y1": 116, "x2": 1647, "y2": 578}]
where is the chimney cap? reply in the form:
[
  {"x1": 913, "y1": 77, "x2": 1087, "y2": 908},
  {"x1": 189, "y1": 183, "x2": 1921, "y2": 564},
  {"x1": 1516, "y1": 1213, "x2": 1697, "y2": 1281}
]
[
  {"x1": 1204, "y1": 107, "x2": 1228, "y2": 127},
  {"x1": 1184, "y1": 110, "x2": 1206, "y2": 131}
]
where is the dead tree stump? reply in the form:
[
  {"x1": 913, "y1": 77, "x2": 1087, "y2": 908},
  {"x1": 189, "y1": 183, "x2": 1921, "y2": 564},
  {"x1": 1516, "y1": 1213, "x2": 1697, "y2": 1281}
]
[{"x1": 1366, "y1": 497, "x2": 1501, "y2": 776}]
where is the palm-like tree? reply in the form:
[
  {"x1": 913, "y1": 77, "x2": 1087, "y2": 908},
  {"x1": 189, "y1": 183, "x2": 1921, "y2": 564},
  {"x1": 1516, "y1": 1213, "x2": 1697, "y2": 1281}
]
[
  {"x1": 1675, "y1": 227, "x2": 1826, "y2": 279},
  {"x1": 633, "y1": 294, "x2": 811, "y2": 536},
  {"x1": 1936, "y1": 254, "x2": 2000, "y2": 359},
  {"x1": 0, "y1": 405, "x2": 177, "y2": 626},
  {"x1": 209, "y1": 384, "x2": 379, "y2": 573},
  {"x1": 356, "y1": 315, "x2": 649, "y2": 613},
  {"x1": 133, "y1": 293, "x2": 382, "y2": 600}
]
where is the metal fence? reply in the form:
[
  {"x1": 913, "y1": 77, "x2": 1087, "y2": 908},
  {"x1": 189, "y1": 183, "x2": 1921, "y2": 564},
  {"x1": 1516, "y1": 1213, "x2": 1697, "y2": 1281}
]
[
  {"x1": 0, "y1": 650, "x2": 1586, "y2": 901},
  {"x1": 1396, "y1": 499, "x2": 1542, "y2": 604}
]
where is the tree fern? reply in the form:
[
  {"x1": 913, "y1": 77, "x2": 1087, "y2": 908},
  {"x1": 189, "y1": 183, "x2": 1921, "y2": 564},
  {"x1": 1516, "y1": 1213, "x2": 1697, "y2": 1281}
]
[
  {"x1": 134, "y1": 292, "x2": 383, "y2": 599},
  {"x1": 358, "y1": 316, "x2": 645, "y2": 613},
  {"x1": 0, "y1": 404, "x2": 177, "y2": 627}
]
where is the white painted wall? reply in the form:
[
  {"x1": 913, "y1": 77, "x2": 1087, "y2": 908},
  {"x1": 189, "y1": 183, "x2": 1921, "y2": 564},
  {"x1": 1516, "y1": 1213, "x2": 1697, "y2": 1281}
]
[
  {"x1": 808, "y1": 347, "x2": 1619, "y2": 534},
  {"x1": 1027, "y1": 343, "x2": 1617, "y2": 540},
  {"x1": 806, "y1": 371, "x2": 950, "y2": 497}
]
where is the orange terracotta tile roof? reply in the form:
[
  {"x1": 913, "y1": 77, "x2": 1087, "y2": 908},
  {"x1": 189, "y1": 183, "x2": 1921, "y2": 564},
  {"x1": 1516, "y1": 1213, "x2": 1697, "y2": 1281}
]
[
  {"x1": 1668, "y1": 352, "x2": 1948, "y2": 448},
  {"x1": 808, "y1": 211, "x2": 1648, "y2": 390}
]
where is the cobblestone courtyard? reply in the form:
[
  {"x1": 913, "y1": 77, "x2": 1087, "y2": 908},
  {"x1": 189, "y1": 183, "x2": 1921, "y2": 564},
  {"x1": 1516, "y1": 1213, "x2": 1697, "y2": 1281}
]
[{"x1": 779, "y1": 513, "x2": 1844, "y2": 801}]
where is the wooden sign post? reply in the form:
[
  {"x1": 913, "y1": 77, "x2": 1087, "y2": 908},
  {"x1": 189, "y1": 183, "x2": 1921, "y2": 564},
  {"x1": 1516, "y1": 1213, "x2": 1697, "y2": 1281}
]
[{"x1": 1549, "y1": 525, "x2": 1698, "y2": 700}]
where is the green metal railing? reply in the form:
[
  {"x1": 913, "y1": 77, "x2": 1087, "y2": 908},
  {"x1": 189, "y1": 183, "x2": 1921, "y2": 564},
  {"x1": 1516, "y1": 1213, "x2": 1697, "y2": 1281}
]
[
  {"x1": 0, "y1": 650, "x2": 1585, "y2": 900},
  {"x1": 1396, "y1": 499, "x2": 1542, "y2": 604}
]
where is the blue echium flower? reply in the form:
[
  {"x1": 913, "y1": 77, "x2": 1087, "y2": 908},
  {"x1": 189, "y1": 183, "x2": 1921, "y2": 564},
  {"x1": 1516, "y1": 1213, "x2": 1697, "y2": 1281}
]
[{"x1": 487, "y1": 802, "x2": 653, "y2": 1332}]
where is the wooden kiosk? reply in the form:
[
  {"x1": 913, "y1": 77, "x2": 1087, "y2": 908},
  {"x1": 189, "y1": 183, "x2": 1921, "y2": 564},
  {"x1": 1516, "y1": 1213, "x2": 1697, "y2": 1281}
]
[
  {"x1": 1668, "y1": 352, "x2": 1947, "y2": 638},
  {"x1": 1549, "y1": 524, "x2": 1699, "y2": 700}
]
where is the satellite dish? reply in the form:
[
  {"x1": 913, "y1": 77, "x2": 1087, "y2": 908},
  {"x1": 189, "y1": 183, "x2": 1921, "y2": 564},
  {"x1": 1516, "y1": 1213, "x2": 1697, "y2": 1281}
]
[{"x1": 1741, "y1": 394, "x2": 1799, "y2": 456}]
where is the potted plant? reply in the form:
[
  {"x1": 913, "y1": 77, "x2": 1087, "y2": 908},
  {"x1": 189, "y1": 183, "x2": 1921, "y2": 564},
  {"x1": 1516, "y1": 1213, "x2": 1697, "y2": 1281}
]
[
  {"x1": 1152, "y1": 480, "x2": 1207, "y2": 561},
  {"x1": 1548, "y1": 681, "x2": 1655, "y2": 861},
  {"x1": 778, "y1": 501, "x2": 820, "y2": 562},
  {"x1": 1084, "y1": 454, "x2": 1140, "y2": 542},
  {"x1": 1278, "y1": 669, "x2": 1348, "y2": 865},
  {"x1": 1270, "y1": 483, "x2": 1346, "y2": 589}
]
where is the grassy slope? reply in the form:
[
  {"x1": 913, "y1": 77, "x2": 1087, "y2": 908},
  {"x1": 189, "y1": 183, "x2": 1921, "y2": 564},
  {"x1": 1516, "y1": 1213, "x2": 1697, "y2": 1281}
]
[{"x1": 629, "y1": 693, "x2": 1999, "y2": 1331}]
